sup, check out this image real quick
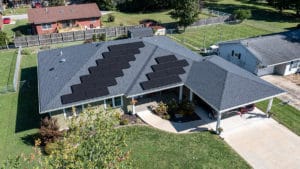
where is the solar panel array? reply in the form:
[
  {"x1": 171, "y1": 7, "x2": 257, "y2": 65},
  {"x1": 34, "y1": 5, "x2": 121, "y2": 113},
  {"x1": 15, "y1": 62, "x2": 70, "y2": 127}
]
[
  {"x1": 140, "y1": 55, "x2": 189, "y2": 90},
  {"x1": 61, "y1": 41, "x2": 145, "y2": 104}
]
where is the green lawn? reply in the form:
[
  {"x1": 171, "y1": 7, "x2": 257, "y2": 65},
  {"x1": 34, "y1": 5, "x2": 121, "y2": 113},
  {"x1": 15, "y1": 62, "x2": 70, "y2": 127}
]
[
  {"x1": 256, "y1": 98, "x2": 300, "y2": 136},
  {"x1": 2, "y1": 19, "x2": 30, "y2": 42},
  {"x1": 169, "y1": 22, "x2": 272, "y2": 49},
  {"x1": 3, "y1": 6, "x2": 29, "y2": 15},
  {"x1": 122, "y1": 126, "x2": 251, "y2": 169},
  {"x1": 0, "y1": 50, "x2": 17, "y2": 90},
  {"x1": 101, "y1": 11, "x2": 211, "y2": 27}
]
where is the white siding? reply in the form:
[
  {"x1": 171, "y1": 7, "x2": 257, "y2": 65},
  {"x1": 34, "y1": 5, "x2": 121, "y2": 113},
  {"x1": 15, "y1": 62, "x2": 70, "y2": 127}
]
[
  {"x1": 219, "y1": 43, "x2": 259, "y2": 74},
  {"x1": 275, "y1": 61, "x2": 300, "y2": 75}
]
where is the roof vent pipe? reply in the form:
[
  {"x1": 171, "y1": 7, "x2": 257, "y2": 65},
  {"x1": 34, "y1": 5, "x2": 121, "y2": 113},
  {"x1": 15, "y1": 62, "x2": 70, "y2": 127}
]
[{"x1": 60, "y1": 50, "x2": 63, "y2": 56}]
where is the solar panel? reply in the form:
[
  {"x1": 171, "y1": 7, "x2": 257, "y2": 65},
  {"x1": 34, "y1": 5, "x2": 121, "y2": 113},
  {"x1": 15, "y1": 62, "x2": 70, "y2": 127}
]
[
  {"x1": 140, "y1": 75, "x2": 182, "y2": 90},
  {"x1": 146, "y1": 67, "x2": 185, "y2": 80},
  {"x1": 108, "y1": 42, "x2": 145, "y2": 51},
  {"x1": 155, "y1": 55, "x2": 177, "y2": 64},
  {"x1": 151, "y1": 60, "x2": 189, "y2": 72},
  {"x1": 61, "y1": 41, "x2": 145, "y2": 104}
]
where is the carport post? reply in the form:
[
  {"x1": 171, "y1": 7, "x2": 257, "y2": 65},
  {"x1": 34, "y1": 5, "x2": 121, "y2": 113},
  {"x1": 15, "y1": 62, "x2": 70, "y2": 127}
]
[
  {"x1": 132, "y1": 97, "x2": 136, "y2": 114},
  {"x1": 63, "y1": 109, "x2": 66, "y2": 119},
  {"x1": 179, "y1": 86, "x2": 183, "y2": 102},
  {"x1": 189, "y1": 90, "x2": 193, "y2": 101},
  {"x1": 266, "y1": 98, "x2": 273, "y2": 118},
  {"x1": 216, "y1": 112, "x2": 222, "y2": 134}
]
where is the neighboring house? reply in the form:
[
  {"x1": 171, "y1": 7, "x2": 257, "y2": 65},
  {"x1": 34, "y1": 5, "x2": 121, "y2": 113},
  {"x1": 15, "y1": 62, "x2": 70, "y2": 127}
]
[
  {"x1": 28, "y1": 3, "x2": 102, "y2": 35},
  {"x1": 218, "y1": 29, "x2": 300, "y2": 76},
  {"x1": 128, "y1": 27, "x2": 153, "y2": 38},
  {"x1": 37, "y1": 36, "x2": 284, "y2": 130}
]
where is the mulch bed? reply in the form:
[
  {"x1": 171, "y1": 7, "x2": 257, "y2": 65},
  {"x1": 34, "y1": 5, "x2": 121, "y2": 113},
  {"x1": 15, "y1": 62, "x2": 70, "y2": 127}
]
[{"x1": 169, "y1": 112, "x2": 201, "y2": 123}]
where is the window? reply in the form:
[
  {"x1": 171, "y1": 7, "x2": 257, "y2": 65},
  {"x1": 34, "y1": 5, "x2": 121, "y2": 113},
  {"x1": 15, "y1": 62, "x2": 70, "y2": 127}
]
[
  {"x1": 106, "y1": 98, "x2": 113, "y2": 108},
  {"x1": 231, "y1": 50, "x2": 234, "y2": 56},
  {"x1": 291, "y1": 61, "x2": 299, "y2": 69},
  {"x1": 41, "y1": 23, "x2": 52, "y2": 30},
  {"x1": 114, "y1": 97, "x2": 122, "y2": 107},
  {"x1": 235, "y1": 53, "x2": 241, "y2": 59}
]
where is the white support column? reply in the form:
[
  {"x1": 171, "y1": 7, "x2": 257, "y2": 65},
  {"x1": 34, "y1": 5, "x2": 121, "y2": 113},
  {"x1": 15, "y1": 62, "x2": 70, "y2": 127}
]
[
  {"x1": 179, "y1": 86, "x2": 183, "y2": 102},
  {"x1": 63, "y1": 109, "x2": 66, "y2": 119},
  {"x1": 112, "y1": 97, "x2": 115, "y2": 108},
  {"x1": 216, "y1": 111, "x2": 222, "y2": 135},
  {"x1": 189, "y1": 89, "x2": 193, "y2": 102},
  {"x1": 49, "y1": 112, "x2": 52, "y2": 117},
  {"x1": 82, "y1": 105, "x2": 85, "y2": 113},
  {"x1": 132, "y1": 97, "x2": 136, "y2": 114},
  {"x1": 266, "y1": 98, "x2": 273, "y2": 118},
  {"x1": 104, "y1": 99, "x2": 107, "y2": 109},
  {"x1": 120, "y1": 97, "x2": 124, "y2": 107}
]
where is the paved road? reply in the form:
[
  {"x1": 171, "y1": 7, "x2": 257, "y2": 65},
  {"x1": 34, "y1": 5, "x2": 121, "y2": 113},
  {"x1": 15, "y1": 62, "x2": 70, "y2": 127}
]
[{"x1": 262, "y1": 75, "x2": 300, "y2": 110}]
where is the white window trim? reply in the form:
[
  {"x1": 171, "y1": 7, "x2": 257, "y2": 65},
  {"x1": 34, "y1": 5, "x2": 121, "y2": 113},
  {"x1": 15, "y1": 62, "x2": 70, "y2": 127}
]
[{"x1": 41, "y1": 23, "x2": 53, "y2": 30}]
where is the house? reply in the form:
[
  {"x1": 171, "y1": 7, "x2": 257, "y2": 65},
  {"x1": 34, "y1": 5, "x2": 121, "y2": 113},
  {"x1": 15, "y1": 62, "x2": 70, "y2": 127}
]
[
  {"x1": 28, "y1": 3, "x2": 102, "y2": 35},
  {"x1": 37, "y1": 36, "x2": 284, "y2": 131},
  {"x1": 128, "y1": 27, "x2": 154, "y2": 38},
  {"x1": 152, "y1": 26, "x2": 166, "y2": 36},
  {"x1": 218, "y1": 29, "x2": 300, "y2": 76}
]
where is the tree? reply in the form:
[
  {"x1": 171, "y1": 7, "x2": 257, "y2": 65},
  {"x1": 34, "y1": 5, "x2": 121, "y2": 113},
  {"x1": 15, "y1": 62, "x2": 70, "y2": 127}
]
[
  {"x1": 233, "y1": 9, "x2": 252, "y2": 21},
  {"x1": 0, "y1": 31, "x2": 9, "y2": 47},
  {"x1": 171, "y1": 0, "x2": 201, "y2": 32},
  {"x1": 89, "y1": 0, "x2": 116, "y2": 10},
  {"x1": 49, "y1": 0, "x2": 65, "y2": 6},
  {"x1": 2, "y1": 109, "x2": 131, "y2": 168},
  {"x1": 39, "y1": 117, "x2": 63, "y2": 145}
]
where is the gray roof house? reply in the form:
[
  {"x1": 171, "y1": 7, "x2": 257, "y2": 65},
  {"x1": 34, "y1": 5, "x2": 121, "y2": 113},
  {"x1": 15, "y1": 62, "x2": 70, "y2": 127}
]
[
  {"x1": 218, "y1": 29, "x2": 300, "y2": 76},
  {"x1": 128, "y1": 27, "x2": 154, "y2": 38},
  {"x1": 38, "y1": 36, "x2": 285, "y2": 132}
]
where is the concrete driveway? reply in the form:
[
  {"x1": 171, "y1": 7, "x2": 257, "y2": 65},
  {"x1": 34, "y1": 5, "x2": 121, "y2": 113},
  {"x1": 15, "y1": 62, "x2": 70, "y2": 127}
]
[
  {"x1": 261, "y1": 75, "x2": 300, "y2": 110},
  {"x1": 222, "y1": 116, "x2": 300, "y2": 169}
]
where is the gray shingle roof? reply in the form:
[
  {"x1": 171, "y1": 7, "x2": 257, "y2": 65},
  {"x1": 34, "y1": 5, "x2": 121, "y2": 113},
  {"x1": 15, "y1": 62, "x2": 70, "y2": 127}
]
[
  {"x1": 38, "y1": 36, "x2": 285, "y2": 114},
  {"x1": 185, "y1": 56, "x2": 285, "y2": 112},
  {"x1": 128, "y1": 27, "x2": 153, "y2": 38},
  {"x1": 219, "y1": 29, "x2": 300, "y2": 66}
]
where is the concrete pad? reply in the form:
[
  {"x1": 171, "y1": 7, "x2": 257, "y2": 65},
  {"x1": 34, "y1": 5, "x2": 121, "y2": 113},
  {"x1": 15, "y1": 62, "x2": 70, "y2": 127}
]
[{"x1": 222, "y1": 116, "x2": 300, "y2": 169}]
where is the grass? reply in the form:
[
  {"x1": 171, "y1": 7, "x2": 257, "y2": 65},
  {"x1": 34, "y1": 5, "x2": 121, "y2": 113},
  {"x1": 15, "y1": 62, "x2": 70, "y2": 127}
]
[
  {"x1": 101, "y1": 11, "x2": 211, "y2": 27},
  {"x1": 169, "y1": 22, "x2": 272, "y2": 49},
  {"x1": 256, "y1": 98, "x2": 300, "y2": 136},
  {"x1": 121, "y1": 126, "x2": 251, "y2": 169},
  {"x1": 0, "y1": 50, "x2": 17, "y2": 90},
  {"x1": 2, "y1": 19, "x2": 29, "y2": 42},
  {"x1": 3, "y1": 6, "x2": 29, "y2": 15}
]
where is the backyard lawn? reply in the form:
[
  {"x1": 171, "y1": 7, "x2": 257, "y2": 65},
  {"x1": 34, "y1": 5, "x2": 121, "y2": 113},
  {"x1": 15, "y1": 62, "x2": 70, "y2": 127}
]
[
  {"x1": 256, "y1": 98, "x2": 300, "y2": 136},
  {"x1": 121, "y1": 126, "x2": 251, "y2": 169},
  {"x1": 101, "y1": 11, "x2": 211, "y2": 27}
]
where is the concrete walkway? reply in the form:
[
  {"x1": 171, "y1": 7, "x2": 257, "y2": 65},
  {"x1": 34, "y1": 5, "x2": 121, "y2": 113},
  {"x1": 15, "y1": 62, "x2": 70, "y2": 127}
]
[
  {"x1": 262, "y1": 75, "x2": 300, "y2": 110},
  {"x1": 136, "y1": 108, "x2": 210, "y2": 133}
]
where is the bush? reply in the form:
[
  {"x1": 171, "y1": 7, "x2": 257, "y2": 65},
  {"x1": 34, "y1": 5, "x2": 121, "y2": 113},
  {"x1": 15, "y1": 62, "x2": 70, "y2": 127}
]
[
  {"x1": 15, "y1": 30, "x2": 23, "y2": 37},
  {"x1": 0, "y1": 31, "x2": 9, "y2": 47},
  {"x1": 92, "y1": 34, "x2": 97, "y2": 42},
  {"x1": 120, "y1": 118, "x2": 129, "y2": 125},
  {"x1": 154, "y1": 102, "x2": 168, "y2": 115},
  {"x1": 84, "y1": 39, "x2": 93, "y2": 44},
  {"x1": 107, "y1": 14, "x2": 115, "y2": 22},
  {"x1": 21, "y1": 49, "x2": 30, "y2": 55},
  {"x1": 167, "y1": 99, "x2": 179, "y2": 113},
  {"x1": 98, "y1": 33, "x2": 106, "y2": 41},
  {"x1": 178, "y1": 101, "x2": 195, "y2": 116},
  {"x1": 162, "y1": 114, "x2": 170, "y2": 120},
  {"x1": 233, "y1": 9, "x2": 252, "y2": 21},
  {"x1": 39, "y1": 117, "x2": 63, "y2": 145},
  {"x1": 44, "y1": 142, "x2": 59, "y2": 155}
]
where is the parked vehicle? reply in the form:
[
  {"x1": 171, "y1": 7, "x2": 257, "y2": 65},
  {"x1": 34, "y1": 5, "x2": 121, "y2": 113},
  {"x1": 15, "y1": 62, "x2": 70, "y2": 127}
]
[{"x1": 3, "y1": 18, "x2": 11, "y2": 24}]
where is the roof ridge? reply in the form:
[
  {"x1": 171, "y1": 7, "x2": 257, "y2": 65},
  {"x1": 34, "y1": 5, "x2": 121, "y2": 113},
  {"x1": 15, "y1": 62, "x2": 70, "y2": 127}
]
[
  {"x1": 44, "y1": 43, "x2": 103, "y2": 110},
  {"x1": 125, "y1": 45, "x2": 159, "y2": 95}
]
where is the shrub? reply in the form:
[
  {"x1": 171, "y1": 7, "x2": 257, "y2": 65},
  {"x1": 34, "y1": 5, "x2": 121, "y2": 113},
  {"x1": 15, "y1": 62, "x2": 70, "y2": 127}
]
[
  {"x1": 167, "y1": 99, "x2": 179, "y2": 113},
  {"x1": 84, "y1": 39, "x2": 93, "y2": 44},
  {"x1": 92, "y1": 34, "x2": 97, "y2": 42},
  {"x1": 162, "y1": 114, "x2": 170, "y2": 120},
  {"x1": 107, "y1": 14, "x2": 115, "y2": 22},
  {"x1": 178, "y1": 101, "x2": 195, "y2": 116},
  {"x1": 39, "y1": 117, "x2": 63, "y2": 145},
  {"x1": 98, "y1": 33, "x2": 106, "y2": 41},
  {"x1": 44, "y1": 142, "x2": 59, "y2": 155},
  {"x1": 154, "y1": 101, "x2": 168, "y2": 115},
  {"x1": 15, "y1": 30, "x2": 23, "y2": 37},
  {"x1": 233, "y1": 9, "x2": 252, "y2": 21},
  {"x1": 21, "y1": 49, "x2": 30, "y2": 55},
  {"x1": 120, "y1": 118, "x2": 129, "y2": 125},
  {"x1": 0, "y1": 31, "x2": 9, "y2": 47}
]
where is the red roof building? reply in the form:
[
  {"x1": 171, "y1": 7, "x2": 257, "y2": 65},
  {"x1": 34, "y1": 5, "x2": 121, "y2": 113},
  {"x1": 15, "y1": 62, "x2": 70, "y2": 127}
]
[{"x1": 28, "y1": 3, "x2": 102, "y2": 35}]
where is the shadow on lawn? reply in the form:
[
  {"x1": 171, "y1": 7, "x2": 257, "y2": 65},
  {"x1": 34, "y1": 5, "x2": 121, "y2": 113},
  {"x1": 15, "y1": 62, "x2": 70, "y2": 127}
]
[{"x1": 15, "y1": 66, "x2": 40, "y2": 133}]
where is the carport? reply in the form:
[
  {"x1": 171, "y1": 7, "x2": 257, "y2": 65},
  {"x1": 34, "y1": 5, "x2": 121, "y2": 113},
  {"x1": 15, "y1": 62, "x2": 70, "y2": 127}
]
[{"x1": 185, "y1": 57, "x2": 285, "y2": 133}]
